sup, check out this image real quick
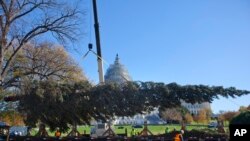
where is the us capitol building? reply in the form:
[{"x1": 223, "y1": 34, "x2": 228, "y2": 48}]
[{"x1": 104, "y1": 54, "x2": 210, "y2": 124}]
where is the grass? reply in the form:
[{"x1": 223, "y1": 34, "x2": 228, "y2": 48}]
[{"x1": 30, "y1": 124, "x2": 226, "y2": 137}]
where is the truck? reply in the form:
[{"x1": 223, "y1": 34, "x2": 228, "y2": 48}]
[
  {"x1": 90, "y1": 122, "x2": 116, "y2": 138},
  {"x1": 90, "y1": 123, "x2": 108, "y2": 138}
]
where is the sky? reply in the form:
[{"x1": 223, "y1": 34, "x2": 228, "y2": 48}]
[{"x1": 70, "y1": 0, "x2": 250, "y2": 114}]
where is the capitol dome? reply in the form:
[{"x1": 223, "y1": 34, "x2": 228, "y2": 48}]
[{"x1": 104, "y1": 54, "x2": 132, "y2": 84}]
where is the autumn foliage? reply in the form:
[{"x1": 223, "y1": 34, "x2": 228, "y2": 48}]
[{"x1": 0, "y1": 111, "x2": 24, "y2": 126}]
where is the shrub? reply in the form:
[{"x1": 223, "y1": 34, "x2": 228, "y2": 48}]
[{"x1": 230, "y1": 111, "x2": 250, "y2": 125}]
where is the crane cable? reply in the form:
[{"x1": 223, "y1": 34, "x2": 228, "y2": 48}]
[
  {"x1": 82, "y1": 48, "x2": 109, "y2": 66},
  {"x1": 83, "y1": 0, "x2": 109, "y2": 67}
]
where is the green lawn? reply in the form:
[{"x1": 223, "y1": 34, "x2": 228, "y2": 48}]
[
  {"x1": 30, "y1": 124, "x2": 226, "y2": 137},
  {"x1": 113, "y1": 124, "x2": 214, "y2": 135}
]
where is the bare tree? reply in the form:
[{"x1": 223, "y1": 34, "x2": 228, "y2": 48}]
[
  {"x1": 218, "y1": 111, "x2": 239, "y2": 122},
  {"x1": 160, "y1": 108, "x2": 183, "y2": 123},
  {"x1": 184, "y1": 113, "x2": 193, "y2": 124},
  {"x1": 193, "y1": 108, "x2": 211, "y2": 124},
  {"x1": 0, "y1": 0, "x2": 82, "y2": 91}
]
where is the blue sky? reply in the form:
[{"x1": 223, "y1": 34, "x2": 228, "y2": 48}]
[{"x1": 71, "y1": 0, "x2": 250, "y2": 114}]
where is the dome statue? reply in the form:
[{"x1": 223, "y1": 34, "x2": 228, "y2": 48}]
[{"x1": 104, "y1": 54, "x2": 132, "y2": 84}]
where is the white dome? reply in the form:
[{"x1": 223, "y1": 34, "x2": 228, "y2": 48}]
[{"x1": 104, "y1": 54, "x2": 132, "y2": 84}]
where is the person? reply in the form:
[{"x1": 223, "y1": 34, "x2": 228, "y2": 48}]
[
  {"x1": 36, "y1": 123, "x2": 48, "y2": 137},
  {"x1": 67, "y1": 125, "x2": 80, "y2": 136},
  {"x1": 125, "y1": 128, "x2": 128, "y2": 136},
  {"x1": 27, "y1": 126, "x2": 32, "y2": 136},
  {"x1": 134, "y1": 128, "x2": 138, "y2": 136},
  {"x1": 130, "y1": 128, "x2": 135, "y2": 137},
  {"x1": 165, "y1": 127, "x2": 169, "y2": 135},
  {"x1": 55, "y1": 129, "x2": 61, "y2": 138},
  {"x1": 173, "y1": 130, "x2": 184, "y2": 141}
]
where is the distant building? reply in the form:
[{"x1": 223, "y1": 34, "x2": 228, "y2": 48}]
[{"x1": 181, "y1": 100, "x2": 211, "y2": 115}]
